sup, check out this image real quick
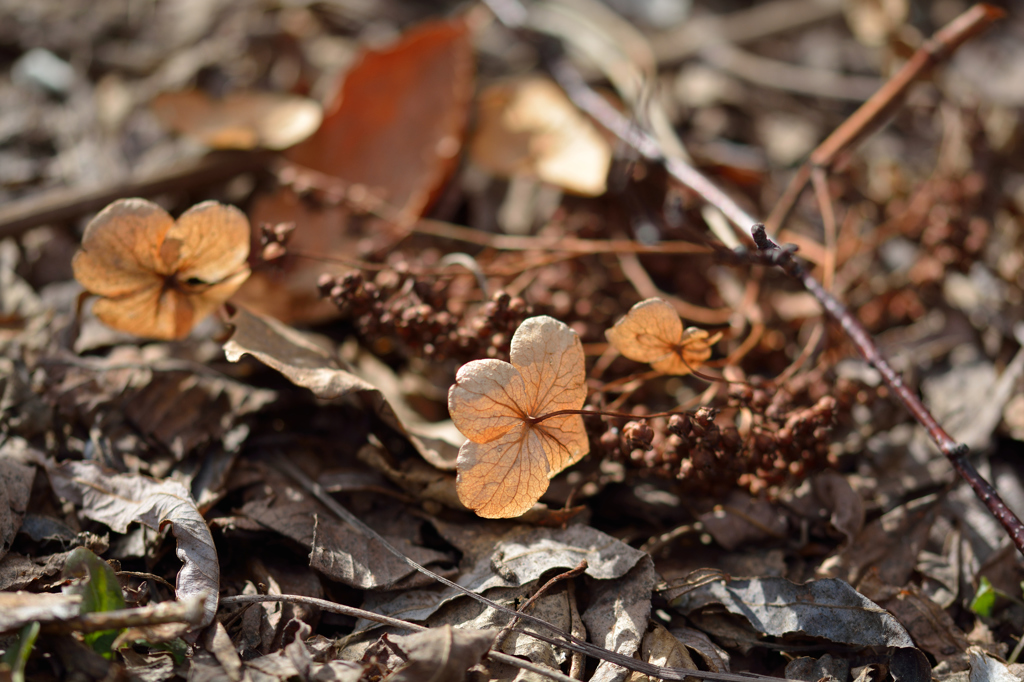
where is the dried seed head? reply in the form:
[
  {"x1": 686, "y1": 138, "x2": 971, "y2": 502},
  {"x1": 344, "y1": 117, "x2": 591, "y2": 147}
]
[
  {"x1": 622, "y1": 420, "x2": 655, "y2": 451},
  {"x1": 668, "y1": 414, "x2": 691, "y2": 438}
]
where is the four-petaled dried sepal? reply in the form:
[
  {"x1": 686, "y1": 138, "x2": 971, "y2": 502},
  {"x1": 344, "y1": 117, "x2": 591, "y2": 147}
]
[
  {"x1": 73, "y1": 198, "x2": 251, "y2": 340},
  {"x1": 448, "y1": 315, "x2": 589, "y2": 518},
  {"x1": 605, "y1": 298, "x2": 721, "y2": 375}
]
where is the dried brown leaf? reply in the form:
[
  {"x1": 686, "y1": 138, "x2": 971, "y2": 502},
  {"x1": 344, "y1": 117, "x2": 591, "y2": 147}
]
[
  {"x1": 287, "y1": 17, "x2": 473, "y2": 218},
  {"x1": 670, "y1": 575, "x2": 914, "y2": 649},
  {"x1": 151, "y1": 89, "x2": 322, "y2": 150},
  {"x1": 0, "y1": 457, "x2": 34, "y2": 562},
  {"x1": 72, "y1": 198, "x2": 250, "y2": 340},
  {"x1": 44, "y1": 459, "x2": 219, "y2": 628},
  {"x1": 471, "y1": 76, "x2": 612, "y2": 196},
  {"x1": 605, "y1": 298, "x2": 720, "y2": 375},
  {"x1": 383, "y1": 626, "x2": 495, "y2": 682},
  {"x1": 222, "y1": 306, "x2": 457, "y2": 466},
  {"x1": 448, "y1": 316, "x2": 589, "y2": 518}
]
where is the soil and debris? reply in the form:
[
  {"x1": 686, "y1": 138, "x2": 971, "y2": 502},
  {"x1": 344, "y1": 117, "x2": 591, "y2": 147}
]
[{"x1": 2, "y1": 0, "x2": 1024, "y2": 681}]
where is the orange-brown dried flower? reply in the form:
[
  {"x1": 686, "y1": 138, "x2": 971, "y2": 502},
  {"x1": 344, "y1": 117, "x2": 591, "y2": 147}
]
[
  {"x1": 448, "y1": 315, "x2": 589, "y2": 518},
  {"x1": 72, "y1": 198, "x2": 250, "y2": 340},
  {"x1": 605, "y1": 298, "x2": 721, "y2": 375}
]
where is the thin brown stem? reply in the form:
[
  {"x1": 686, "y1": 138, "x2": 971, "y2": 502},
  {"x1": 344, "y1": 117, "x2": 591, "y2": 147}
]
[
  {"x1": 748, "y1": 225, "x2": 1024, "y2": 553},
  {"x1": 810, "y1": 167, "x2": 837, "y2": 292},
  {"x1": 486, "y1": 1, "x2": 1024, "y2": 556},
  {"x1": 529, "y1": 407, "x2": 692, "y2": 426},
  {"x1": 765, "y1": 4, "x2": 1005, "y2": 233}
]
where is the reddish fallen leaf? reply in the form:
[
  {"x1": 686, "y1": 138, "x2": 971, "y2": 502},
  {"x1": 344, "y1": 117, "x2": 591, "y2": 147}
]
[
  {"x1": 236, "y1": 17, "x2": 474, "y2": 323},
  {"x1": 287, "y1": 17, "x2": 473, "y2": 217}
]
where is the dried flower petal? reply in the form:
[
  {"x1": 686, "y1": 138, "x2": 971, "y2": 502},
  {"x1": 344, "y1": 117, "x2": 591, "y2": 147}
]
[
  {"x1": 72, "y1": 198, "x2": 250, "y2": 340},
  {"x1": 606, "y1": 298, "x2": 721, "y2": 376},
  {"x1": 448, "y1": 316, "x2": 589, "y2": 518}
]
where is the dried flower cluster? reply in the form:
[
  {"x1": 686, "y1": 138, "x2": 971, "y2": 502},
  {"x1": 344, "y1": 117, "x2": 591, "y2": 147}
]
[
  {"x1": 595, "y1": 385, "x2": 838, "y2": 497},
  {"x1": 318, "y1": 273, "x2": 532, "y2": 362}
]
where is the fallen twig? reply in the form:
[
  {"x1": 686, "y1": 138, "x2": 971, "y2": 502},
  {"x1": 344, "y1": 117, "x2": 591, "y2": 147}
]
[
  {"x1": 765, "y1": 3, "x2": 1005, "y2": 233},
  {"x1": 42, "y1": 594, "x2": 207, "y2": 634},
  {"x1": 747, "y1": 225, "x2": 1024, "y2": 553},
  {"x1": 701, "y1": 43, "x2": 881, "y2": 102},
  {"x1": 483, "y1": 0, "x2": 1024, "y2": 555},
  {"x1": 650, "y1": 0, "x2": 844, "y2": 65},
  {"x1": 493, "y1": 560, "x2": 588, "y2": 651},
  {"x1": 0, "y1": 151, "x2": 272, "y2": 239}
]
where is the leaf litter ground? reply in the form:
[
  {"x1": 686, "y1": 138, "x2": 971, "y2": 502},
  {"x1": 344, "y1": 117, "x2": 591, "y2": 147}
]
[{"x1": 2, "y1": 1, "x2": 1024, "y2": 681}]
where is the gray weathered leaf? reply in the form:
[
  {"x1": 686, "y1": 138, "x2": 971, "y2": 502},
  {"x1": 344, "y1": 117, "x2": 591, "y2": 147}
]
[
  {"x1": 634, "y1": 623, "x2": 698, "y2": 682},
  {"x1": 0, "y1": 591, "x2": 80, "y2": 632},
  {"x1": 0, "y1": 455, "x2": 35, "y2": 562},
  {"x1": 310, "y1": 514, "x2": 454, "y2": 590},
  {"x1": 969, "y1": 646, "x2": 1019, "y2": 682},
  {"x1": 786, "y1": 654, "x2": 850, "y2": 682},
  {"x1": 670, "y1": 626, "x2": 730, "y2": 672},
  {"x1": 385, "y1": 626, "x2": 496, "y2": 682},
  {"x1": 670, "y1": 575, "x2": 913, "y2": 648},
  {"x1": 45, "y1": 459, "x2": 219, "y2": 627},
  {"x1": 584, "y1": 556, "x2": 657, "y2": 682},
  {"x1": 223, "y1": 306, "x2": 458, "y2": 467},
  {"x1": 359, "y1": 524, "x2": 649, "y2": 627}
]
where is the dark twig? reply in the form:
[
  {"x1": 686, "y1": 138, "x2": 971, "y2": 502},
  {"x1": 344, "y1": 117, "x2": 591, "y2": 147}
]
[
  {"x1": 494, "y1": 560, "x2": 588, "y2": 651},
  {"x1": 483, "y1": 0, "x2": 1024, "y2": 554},
  {"x1": 747, "y1": 225, "x2": 1024, "y2": 553},
  {"x1": 765, "y1": 4, "x2": 1005, "y2": 233}
]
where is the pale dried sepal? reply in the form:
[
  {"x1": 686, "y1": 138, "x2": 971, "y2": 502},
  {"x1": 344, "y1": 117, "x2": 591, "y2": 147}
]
[
  {"x1": 536, "y1": 413, "x2": 589, "y2": 473},
  {"x1": 448, "y1": 359, "x2": 529, "y2": 443},
  {"x1": 607, "y1": 298, "x2": 721, "y2": 376},
  {"x1": 456, "y1": 430, "x2": 548, "y2": 518},
  {"x1": 510, "y1": 315, "x2": 588, "y2": 416},
  {"x1": 72, "y1": 197, "x2": 251, "y2": 340},
  {"x1": 91, "y1": 285, "x2": 187, "y2": 341},
  {"x1": 650, "y1": 328, "x2": 721, "y2": 376},
  {"x1": 72, "y1": 198, "x2": 175, "y2": 296},
  {"x1": 470, "y1": 77, "x2": 612, "y2": 196},
  {"x1": 448, "y1": 315, "x2": 590, "y2": 518},
  {"x1": 605, "y1": 298, "x2": 681, "y2": 364},
  {"x1": 170, "y1": 201, "x2": 252, "y2": 285}
]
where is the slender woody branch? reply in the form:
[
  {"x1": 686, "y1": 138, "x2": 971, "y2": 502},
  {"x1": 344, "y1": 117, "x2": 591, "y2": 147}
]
[
  {"x1": 483, "y1": 0, "x2": 1024, "y2": 554},
  {"x1": 765, "y1": 4, "x2": 1006, "y2": 233},
  {"x1": 746, "y1": 226, "x2": 1024, "y2": 552}
]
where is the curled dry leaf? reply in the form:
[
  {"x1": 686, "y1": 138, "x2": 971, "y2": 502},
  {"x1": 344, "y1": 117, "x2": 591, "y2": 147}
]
[
  {"x1": 72, "y1": 198, "x2": 250, "y2": 340},
  {"x1": 44, "y1": 459, "x2": 220, "y2": 628},
  {"x1": 448, "y1": 316, "x2": 589, "y2": 518},
  {"x1": 150, "y1": 90, "x2": 323, "y2": 150},
  {"x1": 605, "y1": 298, "x2": 721, "y2": 375}
]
